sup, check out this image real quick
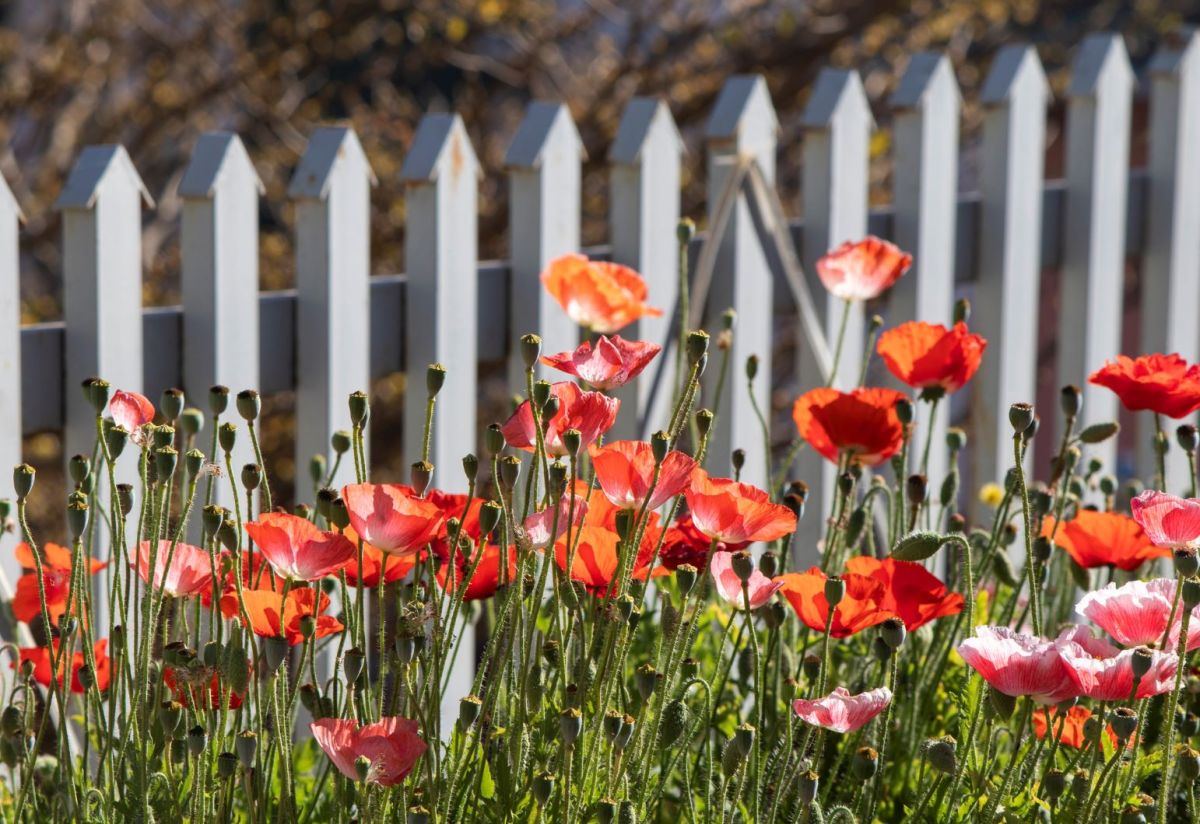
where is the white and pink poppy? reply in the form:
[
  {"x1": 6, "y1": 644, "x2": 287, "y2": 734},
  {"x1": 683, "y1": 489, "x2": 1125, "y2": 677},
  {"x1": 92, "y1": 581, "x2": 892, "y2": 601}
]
[
  {"x1": 1076, "y1": 578, "x2": 1200, "y2": 651},
  {"x1": 792, "y1": 686, "x2": 892, "y2": 734},
  {"x1": 956, "y1": 626, "x2": 1078, "y2": 705},
  {"x1": 1130, "y1": 489, "x2": 1200, "y2": 549},
  {"x1": 1055, "y1": 627, "x2": 1177, "y2": 701}
]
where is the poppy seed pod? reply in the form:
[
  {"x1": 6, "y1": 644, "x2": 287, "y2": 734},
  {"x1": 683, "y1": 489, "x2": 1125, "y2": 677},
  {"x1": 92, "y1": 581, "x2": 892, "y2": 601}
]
[
  {"x1": 498, "y1": 455, "x2": 521, "y2": 491},
  {"x1": 1059, "y1": 385, "x2": 1082, "y2": 419},
  {"x1": 924, "y1": 735, "x2": 957, "y2": 775},
  {"x1": 478, "y1": 501, "x2": 503, "y2": 538},
  {"x1": 184, "y1": 448, "x2": 204, "y2": 481},
  {"x1": 348, "y1": 391, "x2": 369, "y2": 427},
  {"x1": 233, "y1": 389, "x2": 259, "y2": 422},
  {"x1": 13, "y1": 464, "x2": 35, "y2": 501},
  {"x1": 241, "y1": 463, "x2": 262, "y2": 492},
  {"x1": 695, "y1": 409, "x2": 714, "y2": 438},
  {"x1": 560, "y1": 427, "x2": 582, "y2": 457},
  {"x1": 1179, "y1": 424, "x2": 1200, "y2": 453},
  {"x1": 802, "y1": 655, "x2": 821, "y2": 681},
  {"x1": 462, "y1": 453, "x2": 479, "y2": 483},
  {"x1": 308, "y1": 454, "x2": 327, "y2": 486},
  {"x1": 158, "y1": 387, "x2": 184, "y2": 421},
  {"x1": 187, "y1": 725, "x2": 206, "y2": 757},
  {"x1": 895, "y1": 397, "x2": 915, "y2": 426},
  {"x1": 1110, "y1": 707, "x2": 1138, "y2": 741},
  {"x1": 686, "y1": 331, "x2": 709, "y2": 365},
  {"x1": 730, "y1": 551, "x2": 755, "y2": 584},
  {"x1": 731, "y1": 449, "x2": 746, "y2": 474},
  {"x1": 851, "y1": 746, "x2": 878, "y2": 780},
  {"x1": 519, "y1": 334, "x2": 542, "y2": 369},
  {"x1": 532, "y1": 380, "x2": 552, "y2": 411},
  {"x1": 758, "y1": 551, "x2": 779, "y2": 579},
  {"x1": 484, "y1": 423, "x2": 506, "y2": 456},
  {"x1": 410, "y1": 461, "x2": 433, "y2": 496},
  {"x1": 104, "y1": 423, "x2": 128, "y2": 460},
  {"x1": 559, "y1": 707, "x2": 582, "y2": 746},
  {"x1": 66, "y1": 500, "x2": 88, "y2": 542},
  {"x1": 263, "y1": 637, "x2": 289, "y2": 672},
  {"x1": 343, "y1": 648, "x2": 365, "y2": 684},
  {"x1": 152, "y1": 425, "x2": 175, "y2": 450},
  {"x1": 83, "y1": 377, "x2": 111, "y2": 413},
  {"x1": 676, "y1": 564, "x2": 698, "y2": 596},
  {"x1": 425, "y1": 363, "x2": 447, "y2": 397},
  {"x1": 824, "y1": 575, "x2": 846, "y2": 608},
  {"x1": 681, "y1": 658, "x2": 699, "y2": 680},
  {"x1": 906, "y1": 474, "x2": 928, "y2": 506},
  {"x1": 1174, "y1": 549, "x2": 1199, "y2": 579},
  {"x1": 1043, "y1": 769, "x2": 1066, "y2": 800},
  {"x1": 946, "y1": 427, "x2": 967, "y2": 452},
  {"x1": 799, "y1": 770, "x2": 820, "y2": 805},
  {"x1": 218, "y1": 422, "x2": 237, "y2": 454},
  {"x1": 1131, "y1": 647, "x2": 1154, "y2": 680},
  {"x1": 1181, "y1": 747, "x2": 1200, "y2": 781},
  {"x1": 1071, "y1": 769, "x2": 1090, "y2": 798},
  {"x1": 155, "y1": 447, "x2": 178, "y2": 480},
  {"x1": 635, "y1": 663, "x2": 657, "y2": 702},
  {"x1": 533, "y1": 771, "x2": 556, "y2": 805},
  {"x1": 872, "y1": 636, "x2": 892, "y2": 663},
  {"x1": 0, "y1": 707, "x2": 21, "y2": 738},
  {"x1": 880, "y1": 617, "x2": 906, "y2": 650},
  {"x1": 67, "y1": 454, "x2": 90, "y2": 487},
  {"x1": 676, "y1": 217, "x2": 696, "y2": 245},
  {"x1": 115, "y1": 484, "x2": 134, "y2": 517},
  {"x1": 1083, "y1": 715, "x2": 1102, "y2": 743},
  {"x1": 1184, "y1": 578, "x2": 1200, "y2": 609},
  {"x1": 1009, "y1": 403, "x2": 1035, "y2": 433},
  {"x1": 603, "y1": 710, "x2": 625, "y2": 743},
  {"x1": 1032, "y1": 535, "x2": 1052, "y2": 564}
]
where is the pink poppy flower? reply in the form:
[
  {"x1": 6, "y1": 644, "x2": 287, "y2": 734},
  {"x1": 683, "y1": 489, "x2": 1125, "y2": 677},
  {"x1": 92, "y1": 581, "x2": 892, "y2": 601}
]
[
  {"x1": 684, "y1": 468, "x2": 796, "y2": 545},
  {"x1": 815, "y1": 237, "x2": 912, "y2": 302},
  {"x1": 244, "y1": 512, "x2": 356, "y2": 582},
  {"x1": 590, "y1": 440, "x2": 696, "y2": 511},
  {"x1": 110, "y1": 390, "x2": 155, "y2": 442},
  {"x1": 792, "y1": 686, "x2": 892, "y2": 733},
  {"x1": 541, "y1": 335, "x2": 662, "y2": 390},
  {"x1": 957, "y1": 626, "x2": 1078, "y2": 705},
  {"x1": 1130, "y1": 489, "x2": 1200, "y2": 549},
  {"x1": 710, "y1": 551, "x2": 782, "y2": 610},
  {"x1": 342, "y1": 484, "x2": 446, "y2": 556},
  {"x1": 134, "y1": 540, "x2": 215, "y2": 598},
  {"x1": 501, "y1": 381, "x2": 620, "y2": 457},
  {"x1": 522, "y1": 493, "x2": 588, "y2": 548},
  {"x1": 1055, "y1": 627, "x2": 1177, "y2": 701},
  {"x1": 1076, "y1": 578, "x2": 1200, "y2": 651},
  {"x1": 310, "y1": 717, "x2": 426, "y2": 787}
]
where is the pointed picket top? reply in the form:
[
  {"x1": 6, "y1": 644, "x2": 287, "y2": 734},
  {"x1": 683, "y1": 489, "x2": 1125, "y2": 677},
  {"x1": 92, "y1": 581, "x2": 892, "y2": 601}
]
[
  {"x1": 705, "y1": 74, "x2": 780, "y2": 143},
  {"x1": 981, "y1": 44, "x2": 1051, "y2": 106},
  {"x1": 401, "y1": 113, "x2": 481, "y2": 183},
  {"x1": 55, "y1": 144, "x2": 153, "y2": 210},
  {"x1": 288, "y1": 126, "x2": 377, "y2": 200},
  {"x1": 802, "y1": 68, "x2": 875, "y2": 131},
  {"x1": 609, "y1": 98, "x2": 685, "y2": 165},
  {"x1": 1069, "y1": 34, "x2": 1134, "y2": 98},
  {"x1": 0, "y1": 173, "x2": 23, "y2": 223},
  {"x1": 504, "y1": 102, "x2": 586, "y2": 169},
  {"x1": 1149, "y1": 29, "x2": 1200, "y2": 75},
  {"x1": 891, "y1": 52, "x2": 961, "y2": 111},
  {"x1": 179, "y1": 132, "x2": 265, "y2": 198}
]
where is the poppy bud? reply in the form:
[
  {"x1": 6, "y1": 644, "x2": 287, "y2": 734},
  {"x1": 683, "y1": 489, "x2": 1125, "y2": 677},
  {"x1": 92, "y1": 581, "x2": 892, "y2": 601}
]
[
  {"x1": 559, "y1": 707, "x2": 582, "y2": 746},
  {"x1": 298, "y1": 683, "x2": 321, "y2": 715},
  {"x1": 892, "y1": 531, "x2": 943, "y2": 562},
  {"x1": 945, "y1": 427, "x2": 967, "y2": 452},
  {"x1": 1059, "y1": 385, "x2": 1082, "y2": 419},
  {"x1": 410, "y1": 461, "x2": 433, "y2": 496},
  {"x1": 1032, "y1": 535, "x2": 1052, "y2": 564},
  {"x1": 519, "y1": 334, "x2": 543, "y2": 369},
  {"x1": 1178, "y1": 424, "x2": 1200, "y2": 454},
  {"x1": 681, "y1": 658, "x2": 699, "y2": 680},
  {"x1": 686, "y1": 331, "x2": 709, "y2": 366},
  {"x1": 1175, "y1": 549, "x2": 1199, "y2": 579},
  {"x1": 880, "y1": 617, "x2": 906, "y2": 650},
  {"x1": 676, "y1": 564, "x2": 698, "y2": 596},
  {"x1": 1008, "y1": 403, "x2": 1035, "y2": 433},
  {"x1": 731, "y1": 551, "x2": 755, "y2": 584},
  {"x1": 66, "y1": 500, "x2": 88, "y2": 542},
  {"x1": 939, "y1": 474, "x2": 960, "y2": 510},
  {"x1": 824, "y1": 575, "x2": 846, "y2": 608},
  {"x1": 658, "y1": 698, "x2": 690, "y2": 747},
  {"x1": 925, "y1": 735, "x2": 957, "y2": 775},
  {"x1": 872, "y1": 636, "x2": 892, "y2": 663},
  {"x1": 989, "y1": 687, "x2": 1017, "y2": 720},
  {"x1": 348, "y1": 391, "x2": 369, "y2": 427},
  {"x1": 1110, "y1": 707, "x2": 1137, "y2": 741},
  {"x1": 895, "y1": 397, "x2": 915, "y2": 426},
  {"x1": 1043, "y1": 768, "x2": 1065, "y2": 800},
  {"x1": 758, "y1": 551, "x2": 778, "y2": 579},
  {"x1": 13, "y1": 464, "x2": 34, "y2": 501},
  {"x1": 802, "y1": 654, "x2": 821, "y2": 681},
  {"x1": 851, "y1": 746, "x2": 878, "y2": 780},
  {"x1": 695, "y1": 409, "x2": 714, "y2": 438},
  {"x1": 0, "y1": 707, "x2": 21, "y2": 738},
  {"x1": 1078, "y1": 422, "x2": 1120, "y2": 444}
]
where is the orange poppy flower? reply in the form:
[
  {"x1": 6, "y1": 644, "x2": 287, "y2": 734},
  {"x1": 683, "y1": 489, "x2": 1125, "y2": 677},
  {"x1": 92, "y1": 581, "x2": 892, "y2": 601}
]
[
  {"x1": 1032, "y1": 705, "x2": 1116, "y2": 749},
  {"x1": 590, "y1": 440, "x2": 696, "y2": 511},
  {"x1": 436, "y1": 543, "x2": 518, "y2": 601},
  {"x1": 815, "y1": 237, "x2": 911, "y2": 301},
  {"x1": 220, "y1": 587, "x2": 344, "y2": 646},
  {"x1": 876, "y1": 321, "x2": 987, "y2": 396},
  {"x1": 1088, "y1": 353, "x2": 1200, "y2": 419},
  {"x1": 501, "y1": 381, "x2": 620, "y2": 457},
  {"x1": 1042, "y1": 509, "x2": 1168, "y2": 572},
  {"x1": 774, "y1": 569, "x2": 889, "y2": 638},
  {"x1": 554, "y1": 525, "x2": 665, "y2": 596},
  {"x1": 541, "y1": 254, "x2": 662, "y2": 334},
  {"x1": 245, "y1": 512, "x2": 356, "y2": 582},
  {"x1": 843, "y1": 556, "x2": 963, "y2": 631},
  {"x1": 12, "y1": 542, "x2": 106, "y2": 627},
  {"x1": 683, "y1": 468, "x2": 796, "y2": 546},
  {"x1": 15, "y1": 639, "x2": 111, "y2": 693},
  {"x1": 541, "y1": 335, "x2": 662, "y2": 390},
  {"x1": 792, "y1": 387, "x2": 907, "y2": 467}
]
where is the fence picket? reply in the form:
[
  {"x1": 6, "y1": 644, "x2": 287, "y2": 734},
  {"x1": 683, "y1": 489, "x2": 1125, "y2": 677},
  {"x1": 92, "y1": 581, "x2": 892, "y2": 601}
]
[
  {"x1": 288, "y1": 127, "x2": 375, "y2": 492},
  {"x1": 0, "y1": 175, "x2": 21, "y2": 599},
  {"x1": 1060, "y1": 35, "x2": 1134, "y2": 477},
  {"x1": 970, "y1": 46, "x2": 1049, "y2": 502},
  {"x1": 505, "y1": 103, "x2": 584, "y2": 390},
  {"x1": 608, "y1": 98, "x2": 684, "y2": 441},
  {"x1": 703, "y1": 75, "x2": 778, "y2": 489},
  {"x1": 1141, "y1": 31, "x2": 1200, "y2": 492}
]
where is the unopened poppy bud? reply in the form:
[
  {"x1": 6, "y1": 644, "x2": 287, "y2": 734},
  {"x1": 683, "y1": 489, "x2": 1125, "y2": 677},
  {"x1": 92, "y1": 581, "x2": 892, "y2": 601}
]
[
  {"x1": 676, "y1": 564, "x2": 698, "y2": 596},
  {"x1": 906, "y1": 474, "x2": 927, "y2": 505},
  {"x1": 1043, "y1": 768, "x2": 1066, "y2": 800},
  {"x1": 729, "y1": 449, "x2": 746, "y2": 475},
  {"x1": 1181, "y1": 747, "x2": 1200, "y2": 781},
  {"x1": 992, "y1": 551, "x2": 1018, "y2": 587},
  {"x1": 559, "y1": 707, "x2": 582, "y2": 745},
  {"x1": 187, "y1": 725, "x2": 206, "y2": 757},
  {"x1": 880, "y1": 617, "x2": 906, "y2": 650},
  {"x1": 1155, "y1": 429, "x2": 1170, "y2": 457},
  {"x1": 852, "y1": 746, "x2": 878, "y2": 780},
  {"x1": 410, "y1": 461, "x2": 433, "y2": 496},
  {"x1": 892, "y1": 531, "x2": 942, "y2": 562},
  {"x1": 658, "y1": 698, "x2": 690, "y2": 747},
  {"x1": 940, "y1": 473, "x2": 960, "y2": 509},
  {"x1": 925, "y1": 735, "x2": 957, "y2": 774},
  {"x1": 1175, "y1": 549, "x2": 1199, "y2": 578},
  {"x1": 0, "y1": 707, "x2": 21, "y2": 737},
  {"x1": 1184, "y1": 578, "x2": 1200, "y2": 609},
  {"x1": 946, "y1": 427, "x2": 967, "y2": 452},
  {"x1": 306, "y1": 454, "x2": 326, "y2": 486},
  {"x1": 1059, "y1": 385, "x2": 1082, "y2": 419},
  {"x1": 66, "y1": 500, "x2": 88, "y2": 542},
  {"x1": 758, "y1": 551, "x2": 779, "y2": 579},
  {"x1": 744, "y1": 354, "x2": 759, "y2": 382},
  {"x1": 1097, "y1": 475, "x2": 1117, "y2": 497},
  {"x1": 802, "y1": 654, "x2": 821, "y2": 681},
  {"x1": 348, "y1": 391, "x2": 369, "y2": 427},
  {"x1": 519, "y1": 334, "x2": 542, "y2": 369},
  {"x1": 1178, "y1": 425, "x2": 1199, "y2": 453},
  {"x1": 895, "y1": 397, "x2": 915, "y2": 426},
  {"x1": 1009, "y1": 403, "x2": 1035, "y2": 433},
  {"x1": 1077, "y1": 422, "x2": 1120, "y2": 445},
  {"x1": 872, "y1": 636, "x2": 892, "y2": 662},
  {"x1": 1110, "y1": 707, "x2": 1138, "y2": 740},
  {"x1": 298, "y1": 683, "x2": 321, "y2": 715},
  {"x1": 989, "y1": 687, "x2": 1017, "y2": 720},
  {"x1": 531, "y1": 380, "x2": 552, "y2": 411},
  {"x1": 681, "y1": 657, "x2": 699, "y2": 680},
  {"x1": 695, "y1": 409, "x2": 714, "y2": 438},
  {"x1": 731, "y1": 551, "x2": 755, "y2": 584},
  {"x1": 686, "y1": 331, "x2": 709, "y2": 365},
  {"x1": 13, "y1": 464, "x2": 34, "y2": 500},
  {"x1": 1032, "y1": 535, "x2": 1052, "y2": 564},
  {"x1": 263, "y1": 637, "x2": 289, "y2": 672}
]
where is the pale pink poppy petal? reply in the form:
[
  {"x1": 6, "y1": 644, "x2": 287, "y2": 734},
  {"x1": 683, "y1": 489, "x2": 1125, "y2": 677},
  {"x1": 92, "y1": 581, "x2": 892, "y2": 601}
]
[
  {"x1": 957, "y1": 626, "x2": 1078, "y2": 704},
  {"x1": 523, "y1": 494, "x2": 588, "y2": 548},
  {"x1": 1076, "y1": 578, "x2": 1200, "y2": 650},
  {"x1": 1131, "y1": 489, "x2": 1200, "y2": 548},
  {"x1": 792, "y1": 686, "x2": 892, "y2": 733}
]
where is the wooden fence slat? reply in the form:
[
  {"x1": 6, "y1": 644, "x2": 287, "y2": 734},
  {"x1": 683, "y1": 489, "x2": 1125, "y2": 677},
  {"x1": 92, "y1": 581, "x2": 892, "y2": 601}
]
[
  {"x1": 505, "y1": 102, "x2": 584, "y2": 390},
  {"x1": 970, "y1": 45, "x2": 1049, "y2": 498},
  {"x1": 703, "y1": 75, "x2": 778, "y2": 488},
  {"x1": 1141, "y1": 31, "x2": 1200, "y2": 492},
  {"x1": 1060, "y1": 35, "x2": 1133, "y2": 476},
  {"x1": 608, "y1": 98, "x2": 684, "y2": 440},
  {"x1": 401, "y1": 113, "x2": 480, "y2": 491},
  {"x1": 0, "y1": 175, "x2": 21, "y2": 598},
  {"x1": 288, "y1": 127, "x2": 375, "y2": 492},
  {"x1": 889, "y1": 53, "x2": 960, "y2": 495},
  {"x1": 795, "y1": 69, "x2": 872, "y2": 564}
]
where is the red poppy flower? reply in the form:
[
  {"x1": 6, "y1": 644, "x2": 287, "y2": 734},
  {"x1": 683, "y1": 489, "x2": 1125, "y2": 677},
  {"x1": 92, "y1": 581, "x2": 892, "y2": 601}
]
[
  {"x1": 15, "y1": 639, "x2": 111, "y2": 693},
  {"x1": 342, "y1": 526, "x2": 419, "y2": 588},
  {"x1": 876, "y1": 321, "x2": 986, "y2": 395},
  {"x1": 134, "y1": 539, "x2": 214, "y2": 598},
  {"x1": 244, "y1": 512, "x2": 355, "y2": 582},
  {"x1": 109, "y1": 389, "x2": 155, "y2": 433},
  {"x1": 583, "y1": 493, "x2": 665, "y2": 559},
  {"x1": 1032, "y1": 705, "x2": 1116, "y2": 749},
  {"x1": 792, "y1": 387, "x2": 907, "y2": 467},
  {"x1": 1042, "y1": 509, "x2": 1168, "y2": 571},
  {"x1": 659, "y1": 512, "x2": 750, "y2": 570},
  {"x1": 843, "y1": 556, "x2": 963, "y2": 632},
  {"x1": 590, "y1": 440, "x2": 695, "y2": 511},
  {"x1": 501, "y1": 381, "x2": 620, "y2": 457},
  {"x1": 436, "y1": 543, "x2": 517, "y2": 601},
  {"x1": 341, "y1": 484, "x2": 445, "y2": 558},
  {"x1": 815, "y1": 237, "x2": 911, "y2": 302},
  {"x1": 775, "y1": 568, "x2": 889, "y2": 637},
  {"x1": 554, "y1": 525, "x2": 665, "y2": 596},
  {"x1": 541, "y1": 254, "x2": 663, "y2": 334},
  {"x1": 310, "y1": 716, "x2": 426, "y2": 787},
  {"x1": 684, "y1": 468, "x2": 796, "y2": 545},
  {"x1": 1088, "y1": 353, "x2": 1200, "y2": 418},
  {"x1": 12, "y1": 542, "x2": 106, "y2": 627},
  {"x1": 220, "y1": 587, "x2": 344, "y2": 646},
  {"x1": 164, "y1": 665, "x2": 245, "y2": 710},
  {"x1": 541, "y1": 335, "x2": 662, "y2": 390}
]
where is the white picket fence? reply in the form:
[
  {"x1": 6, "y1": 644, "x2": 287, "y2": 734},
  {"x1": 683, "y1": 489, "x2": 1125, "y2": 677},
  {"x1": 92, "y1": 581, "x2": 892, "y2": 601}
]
[{"x1": 2, "y1": 32, "x2": 1199, "y2": 637}]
